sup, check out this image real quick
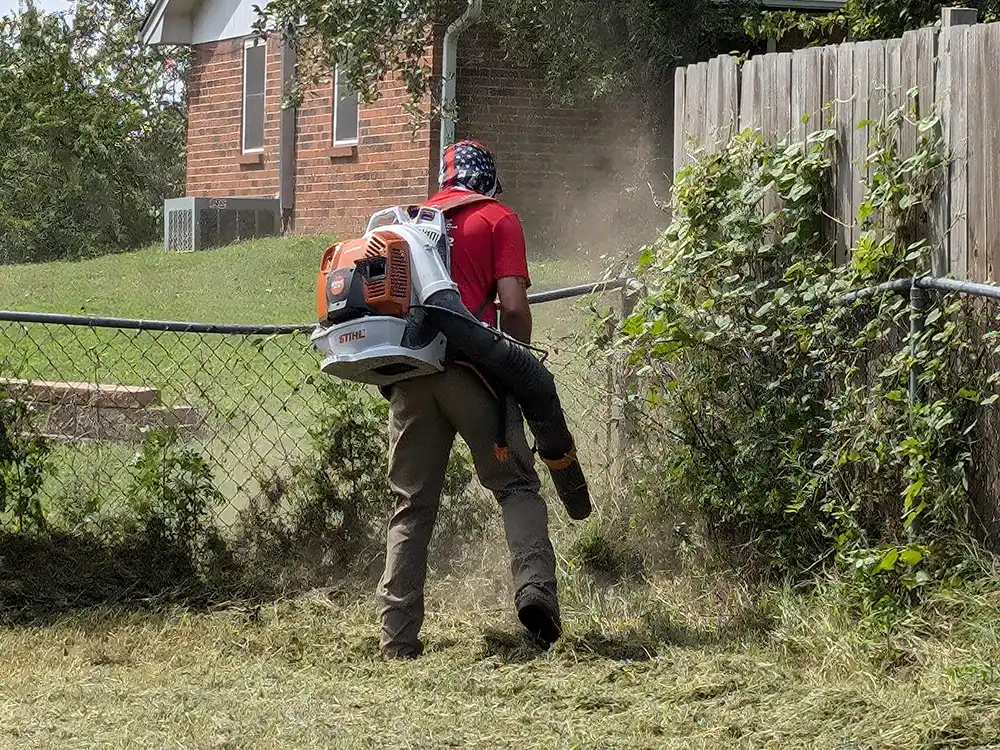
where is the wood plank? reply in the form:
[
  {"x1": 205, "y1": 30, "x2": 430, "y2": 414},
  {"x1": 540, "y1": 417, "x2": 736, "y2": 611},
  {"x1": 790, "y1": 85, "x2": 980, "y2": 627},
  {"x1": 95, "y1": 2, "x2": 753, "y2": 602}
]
[
  {"x1": 685, "y1": 62, "x2": 706, "y2": 158},
  {"x1": 968, "y1": 25, "x2": 988, "y2": 283},
  {"x1": 851, "y1": 41, "x2": 872, "y2": 250},
  {"x1": 885, "y1": 38, "x2": 903, "y2": 122},
  {"x1": 792, "y1": 50, "x2": 807, "y2": 141},
  {"x1": 821, "y1": 45, "x2": 838, "y2": 129},
  {"x1": 932, "y1": 24, "x2": 952, "y2": 276},
  {"x1": 915, "y1": 26, "x2": 937, "y2": 121},
  {"x1": 866, "y1": 41, "x2": 888, "y2": 239},
  {"x1": 821, "y1": 45, "x2": 839, "y2": 257},
  {"x1": 947, "y1": 25, "x2": 970, "y2": 279},
  {"x1": 695, "y1": 60, "x2": 710, "y2": 149},
  {"x1": 673, "y1": 66, "x2": 687, "y2": 178},
  {"x1": 900, "y1": 30, "x2": 919, "y2": 161},
  {"x1": 775, "y1": 52, "x2": 793, "y2": 142},
  {"x1": 801, "y1": 47, "x2": 824, "y2": 139},
  {"x1": 720, "y1": 54, "x2": 740, "y2": 142},
  {"x1": 868, "y1": 41, "x2": 887, "y2": 129},
  {"x1": 760, "y1": 53, "x2": 779, "y2": 140},
  {"x1": 985, "y1": 23, "x2": 1000, "y2": 281},
  {"x1": 706, "y1": 55, "x2": 722, "y2": 152},
  {"x1": 740, "y1": 57, "x2": 760, "y2": 131},
  {"x1": 835, "y1": 43, "x2": 855, "y2": 264}
]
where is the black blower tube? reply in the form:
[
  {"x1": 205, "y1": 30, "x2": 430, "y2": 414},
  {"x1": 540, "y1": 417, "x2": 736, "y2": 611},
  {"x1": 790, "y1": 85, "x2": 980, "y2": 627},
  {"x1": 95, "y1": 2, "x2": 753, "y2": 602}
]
[{"x1": 423, "y1": 289, "x2": 591, "y2": 521}]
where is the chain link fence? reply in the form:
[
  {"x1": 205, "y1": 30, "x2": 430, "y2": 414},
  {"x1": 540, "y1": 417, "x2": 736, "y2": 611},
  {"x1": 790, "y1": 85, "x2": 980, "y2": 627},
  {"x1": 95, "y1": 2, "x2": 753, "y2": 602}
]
[{"x1": 0, "y1": 285, "x2": 622, "y2": 544}]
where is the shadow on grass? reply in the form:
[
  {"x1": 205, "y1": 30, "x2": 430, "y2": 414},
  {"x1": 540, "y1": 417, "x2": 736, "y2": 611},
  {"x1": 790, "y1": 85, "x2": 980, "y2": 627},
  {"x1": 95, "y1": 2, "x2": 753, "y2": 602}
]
[
  {"x1": 475, "y1": 598, "x2": 778, "y2": 665},
  {"x1": 0, "y1": 529, "x2": 255, "y2": 626}
]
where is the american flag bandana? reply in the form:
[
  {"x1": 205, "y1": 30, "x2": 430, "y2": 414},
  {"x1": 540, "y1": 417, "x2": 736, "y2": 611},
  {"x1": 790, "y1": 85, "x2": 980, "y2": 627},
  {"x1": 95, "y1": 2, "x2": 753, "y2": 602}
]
[{"x1": 439, "y1": 140, "x2": 503, "y2": 197}]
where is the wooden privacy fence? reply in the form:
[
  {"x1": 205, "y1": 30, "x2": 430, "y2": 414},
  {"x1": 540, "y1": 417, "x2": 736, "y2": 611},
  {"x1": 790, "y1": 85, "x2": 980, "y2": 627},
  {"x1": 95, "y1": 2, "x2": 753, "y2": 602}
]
[{"x1": 672, "y1": 10, "x2": 1000, "y2": 283}]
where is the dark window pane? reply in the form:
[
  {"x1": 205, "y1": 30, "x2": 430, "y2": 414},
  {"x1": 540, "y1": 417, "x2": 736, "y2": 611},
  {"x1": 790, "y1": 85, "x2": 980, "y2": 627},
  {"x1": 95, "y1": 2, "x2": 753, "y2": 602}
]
[
  {"x1": 245, "y1": 44, "x2": 265, "y2": 95},
  {"x1": 243, "y1": 43, "x2": 266, "y2": 151},
  {"x1": 334, "y1": 67, "x2": 359, "y2": 144}
]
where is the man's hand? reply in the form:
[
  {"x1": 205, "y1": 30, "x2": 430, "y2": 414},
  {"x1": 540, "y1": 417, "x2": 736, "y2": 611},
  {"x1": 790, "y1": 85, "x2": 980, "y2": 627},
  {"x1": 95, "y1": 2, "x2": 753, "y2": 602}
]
[{"x1": 497, "y1": 276, "x2": 532, "y2": 344}]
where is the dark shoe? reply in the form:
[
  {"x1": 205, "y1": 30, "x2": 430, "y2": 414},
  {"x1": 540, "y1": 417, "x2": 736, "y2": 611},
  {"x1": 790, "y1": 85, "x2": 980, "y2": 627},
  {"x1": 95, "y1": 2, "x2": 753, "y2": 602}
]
[
  {"x1": 381, "y1": 639, "x2": 424, "y2": 660},
  {"x1": 517, "y1": 597, "x2": 562, "y2": 648}
]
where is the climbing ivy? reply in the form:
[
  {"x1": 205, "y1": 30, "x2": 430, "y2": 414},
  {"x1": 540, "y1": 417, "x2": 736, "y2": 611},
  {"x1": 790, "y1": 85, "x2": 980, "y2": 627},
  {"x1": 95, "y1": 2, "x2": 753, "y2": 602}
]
[{"x1": 608, "y1": 96, "x2": 997, "y2": 603}]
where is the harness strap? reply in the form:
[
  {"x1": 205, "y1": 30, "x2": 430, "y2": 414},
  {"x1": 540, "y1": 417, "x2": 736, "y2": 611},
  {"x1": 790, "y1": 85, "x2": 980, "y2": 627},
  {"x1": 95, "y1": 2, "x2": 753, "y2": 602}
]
[
  {"x1": 424, "y1": 191, "x2": 497, "y2": 214},
  {"x1": 425, "y1": 191, "x2": 510, "y2": 460}
]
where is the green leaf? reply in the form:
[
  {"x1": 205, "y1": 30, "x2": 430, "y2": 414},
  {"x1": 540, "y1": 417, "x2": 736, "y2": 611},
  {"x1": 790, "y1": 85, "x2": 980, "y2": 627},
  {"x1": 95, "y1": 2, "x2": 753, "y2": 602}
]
[
  {"x1": 900, "y1": 548, "x2": 922, "y2": 566},
  {"x1": 877, "y1": 548, "x2": 899, "y2": 571}
]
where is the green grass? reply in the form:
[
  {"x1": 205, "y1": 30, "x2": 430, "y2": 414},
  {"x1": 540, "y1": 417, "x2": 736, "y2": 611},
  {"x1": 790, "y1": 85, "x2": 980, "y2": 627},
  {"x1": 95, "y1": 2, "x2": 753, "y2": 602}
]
[
  {"x1": 2, "y1": 571, "x2": 1000, "y2": 749},
  {"x1": 0, "y1": 237, "x2": 333, "y2": 323}
]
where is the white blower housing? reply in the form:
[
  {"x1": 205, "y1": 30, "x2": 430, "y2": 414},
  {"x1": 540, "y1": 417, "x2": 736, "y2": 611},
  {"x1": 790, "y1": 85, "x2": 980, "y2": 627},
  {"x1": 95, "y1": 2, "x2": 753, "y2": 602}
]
[{"x1": 310, "y1": 205, "x2": 462, "y2": 387}]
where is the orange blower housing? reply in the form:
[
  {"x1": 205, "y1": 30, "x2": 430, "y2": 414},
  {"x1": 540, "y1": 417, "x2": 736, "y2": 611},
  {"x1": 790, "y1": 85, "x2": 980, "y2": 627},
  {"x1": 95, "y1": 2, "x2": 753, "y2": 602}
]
[{"x1": 315, "y1": 230, "x2": 413, "y2": 325}]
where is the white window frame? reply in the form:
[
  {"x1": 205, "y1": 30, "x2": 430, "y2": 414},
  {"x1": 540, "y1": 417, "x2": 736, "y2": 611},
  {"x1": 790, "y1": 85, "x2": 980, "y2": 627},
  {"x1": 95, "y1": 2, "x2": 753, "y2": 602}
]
[
  {"x1": 242, "y1": 37, "x2": 267, "y2": 154},
  {"x1": 332, "y1": 65, "x2": 360, "y2": 147}
]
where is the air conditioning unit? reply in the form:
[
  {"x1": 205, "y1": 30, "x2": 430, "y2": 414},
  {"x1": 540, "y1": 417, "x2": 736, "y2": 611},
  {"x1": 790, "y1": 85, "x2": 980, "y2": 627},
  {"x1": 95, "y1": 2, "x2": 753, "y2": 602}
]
[{"x1": 163, "y1": 197, "x2": 281, "y2": 251}]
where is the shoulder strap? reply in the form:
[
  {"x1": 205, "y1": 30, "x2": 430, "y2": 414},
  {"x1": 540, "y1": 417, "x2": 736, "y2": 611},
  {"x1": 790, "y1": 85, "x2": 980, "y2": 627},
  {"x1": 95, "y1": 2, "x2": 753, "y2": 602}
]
[
  {"x1": 424, "y1": 191, "x2": 499, "y2": 322},
  {"x1": 424, "y1": 191, "x2": 497, "y2": 214}
]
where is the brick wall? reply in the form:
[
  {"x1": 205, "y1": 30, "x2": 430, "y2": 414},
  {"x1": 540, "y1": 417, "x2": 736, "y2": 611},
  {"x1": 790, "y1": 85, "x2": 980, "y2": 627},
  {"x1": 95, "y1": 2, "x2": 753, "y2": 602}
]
[
  {"x1": 183, "y1": 26, "x2": 668, "y2": 255},
  {"x1": 292, "y1": 36, "x2": 443, "y2": 236},
  {"x1": 454, "y1": 26, "x2": 669, "y2": 264},
  {"x1": 186, "y1": 37, "x2": 282, "y2": 198},
  {"x1": 185, "y1": 34, "x2": 442, "y2": 238}
]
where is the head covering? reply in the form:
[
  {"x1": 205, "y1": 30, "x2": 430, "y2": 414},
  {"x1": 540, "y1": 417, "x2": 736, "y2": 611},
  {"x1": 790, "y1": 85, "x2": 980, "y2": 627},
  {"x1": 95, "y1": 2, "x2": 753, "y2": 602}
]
[{"x1": 439, "y1": 140, "x2": 503, "y2": 197}]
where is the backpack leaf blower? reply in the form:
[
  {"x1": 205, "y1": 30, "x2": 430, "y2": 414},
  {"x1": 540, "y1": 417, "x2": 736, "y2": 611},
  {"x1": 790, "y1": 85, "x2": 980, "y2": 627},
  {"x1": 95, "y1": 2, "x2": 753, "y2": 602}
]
[{"x1": 309, "y1": 198, "x2": 591, "y2": 521}]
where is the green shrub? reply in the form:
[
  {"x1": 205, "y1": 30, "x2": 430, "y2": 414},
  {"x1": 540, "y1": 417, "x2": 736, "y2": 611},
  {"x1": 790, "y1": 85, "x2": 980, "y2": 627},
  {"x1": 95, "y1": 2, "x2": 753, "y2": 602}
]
[
  {"x1": 0, "y1": 390, "x2": 52, "y2": 531},
  {"x1": 607, "y1": 99, "x2": 994, "y2": 602},
  {"x1": 125, "y1": 425, "x2": 224, "y2": 556},
  {"x1": 233, "y1": 376, "x2": 480, "y2": 589}
]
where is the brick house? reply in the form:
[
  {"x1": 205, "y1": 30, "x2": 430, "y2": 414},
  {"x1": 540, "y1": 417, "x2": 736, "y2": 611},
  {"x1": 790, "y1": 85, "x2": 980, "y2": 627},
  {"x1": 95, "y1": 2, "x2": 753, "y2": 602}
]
[{"x1": 140, "y1": 0, "x2": 843, "y2": 255}]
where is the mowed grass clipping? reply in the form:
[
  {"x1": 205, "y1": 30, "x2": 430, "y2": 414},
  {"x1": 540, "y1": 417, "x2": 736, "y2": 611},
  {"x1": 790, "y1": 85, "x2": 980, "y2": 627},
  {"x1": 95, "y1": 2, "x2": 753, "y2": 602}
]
[
  {"x1": 2, "y1": 576, "x2": 1000, "y2": 749},
  {"x1": 7, "y1": 240, "x2": 1000, "y2": 748}
]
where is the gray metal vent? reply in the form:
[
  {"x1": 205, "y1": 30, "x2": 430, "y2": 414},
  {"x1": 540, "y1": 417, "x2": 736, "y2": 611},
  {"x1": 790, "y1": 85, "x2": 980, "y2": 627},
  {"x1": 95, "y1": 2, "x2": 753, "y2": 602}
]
[{"x1": 163, "y1": 197, "x2": 280, "y2": 251}]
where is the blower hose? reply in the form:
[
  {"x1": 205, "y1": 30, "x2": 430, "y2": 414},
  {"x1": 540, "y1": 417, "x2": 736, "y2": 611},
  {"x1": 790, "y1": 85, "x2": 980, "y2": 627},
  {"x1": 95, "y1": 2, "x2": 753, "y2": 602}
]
[{"x1": 421, "y1": 290, "x2": 591, "y2": 521}]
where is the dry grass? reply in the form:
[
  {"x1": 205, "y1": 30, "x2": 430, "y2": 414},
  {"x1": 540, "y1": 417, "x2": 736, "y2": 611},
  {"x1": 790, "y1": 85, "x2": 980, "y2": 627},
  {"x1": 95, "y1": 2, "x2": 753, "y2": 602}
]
[{"x1": 3, "y1": 535, "x2": 1000, "y2": 750}]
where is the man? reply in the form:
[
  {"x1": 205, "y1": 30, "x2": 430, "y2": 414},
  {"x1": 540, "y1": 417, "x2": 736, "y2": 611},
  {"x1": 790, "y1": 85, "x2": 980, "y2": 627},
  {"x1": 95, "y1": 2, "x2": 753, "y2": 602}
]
[{"x1": 376, "y1": 140, "x2": 561, "y2": 659}]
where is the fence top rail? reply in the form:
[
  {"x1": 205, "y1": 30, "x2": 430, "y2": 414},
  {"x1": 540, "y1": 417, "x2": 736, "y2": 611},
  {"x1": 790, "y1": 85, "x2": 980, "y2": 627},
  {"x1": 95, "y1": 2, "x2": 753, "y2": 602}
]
[
  {"x1": 835, "y1": 276, "x2": 1000, "y2": 305},
  {"x1": 0, "y1": 278, "x2": 628, "y2": 334}
]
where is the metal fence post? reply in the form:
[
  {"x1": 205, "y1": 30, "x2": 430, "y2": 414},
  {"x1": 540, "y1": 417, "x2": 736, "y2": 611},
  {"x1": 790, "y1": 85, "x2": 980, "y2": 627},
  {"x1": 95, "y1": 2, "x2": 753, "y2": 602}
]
[
  {"x1": 909, "y1": 282, "x2": 930, "y2": 406},
  {"x1": 608, "y1": 271, "x2": 641, "y2": 506}
]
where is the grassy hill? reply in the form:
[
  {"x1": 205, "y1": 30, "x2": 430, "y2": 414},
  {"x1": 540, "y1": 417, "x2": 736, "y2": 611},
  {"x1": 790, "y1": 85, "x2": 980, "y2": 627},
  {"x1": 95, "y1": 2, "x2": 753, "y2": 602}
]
[{"x1": 0, "y1": 238, "x2": 600, "y2": 324}]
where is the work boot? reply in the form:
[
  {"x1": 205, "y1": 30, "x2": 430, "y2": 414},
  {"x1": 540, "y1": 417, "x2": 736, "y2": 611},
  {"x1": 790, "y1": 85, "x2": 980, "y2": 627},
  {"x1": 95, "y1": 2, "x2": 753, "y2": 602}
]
[
  {"x1": 381, "y1": 640, "x2": 424, "y2": 661},
  {"x1": 516, "y1": 589, "x2": 562, "y2": 648}
]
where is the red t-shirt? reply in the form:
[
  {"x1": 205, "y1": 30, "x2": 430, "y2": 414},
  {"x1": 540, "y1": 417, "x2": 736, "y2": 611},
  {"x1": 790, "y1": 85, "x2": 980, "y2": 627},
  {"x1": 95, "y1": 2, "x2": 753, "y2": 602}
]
[{"x1": 425, "y1": 187, "x2": 530, "y2": 327}]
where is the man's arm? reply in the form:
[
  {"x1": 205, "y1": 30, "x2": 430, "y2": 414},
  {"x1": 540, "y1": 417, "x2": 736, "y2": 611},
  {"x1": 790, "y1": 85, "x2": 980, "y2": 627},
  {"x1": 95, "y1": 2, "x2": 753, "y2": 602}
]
[
  {"x1": 492, "y1": 211, "x2": 532, "y2": 345},
  {"x1": 498, "y1": 276, "x2": 532, "y2": 344}
]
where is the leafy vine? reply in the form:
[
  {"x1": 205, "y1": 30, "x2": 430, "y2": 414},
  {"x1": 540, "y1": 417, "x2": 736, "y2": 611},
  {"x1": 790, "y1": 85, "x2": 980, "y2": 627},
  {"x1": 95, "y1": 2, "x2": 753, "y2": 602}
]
[{"x1": 606, "y1": 95, "x2": 997, "y2": 603}]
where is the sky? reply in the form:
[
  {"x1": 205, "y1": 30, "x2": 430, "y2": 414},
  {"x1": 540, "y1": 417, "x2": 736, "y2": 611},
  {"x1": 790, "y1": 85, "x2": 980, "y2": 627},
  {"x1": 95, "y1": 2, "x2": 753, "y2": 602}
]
[{"x1": 0, "y1": 0, "x2": 72, "y2": 17}]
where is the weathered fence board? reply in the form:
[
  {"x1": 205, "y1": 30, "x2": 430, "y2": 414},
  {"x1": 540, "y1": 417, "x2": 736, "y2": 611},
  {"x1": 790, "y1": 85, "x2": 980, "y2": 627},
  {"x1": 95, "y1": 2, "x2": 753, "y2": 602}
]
[
  {"x1": 834, "y1": 43, "x2": 855, "y2": 264},
  {"x1": 670, "y1": 15, "x2": 1000, "y2": 283},
  {"x1": 851, "y1": 42, "x2": 871, "y2": 249},
  {"x1": 775, "y1": 52, "x2": 793, "y2": 142},
  {"x1": 968, "y1": 25, "x2": 988, "y2": 283},
  {"x1": 740, "y1": 56, "x2": 760, "y2": 131},
  {"x1": 946, "y1": 24, "x2": 969, "y2": 281},
  {"x1": 673, "y1": 67, "x2": 687, "y2": 175},
  {"x1": 985, "y1": 23, "x2": 1000, "y2": 281}
]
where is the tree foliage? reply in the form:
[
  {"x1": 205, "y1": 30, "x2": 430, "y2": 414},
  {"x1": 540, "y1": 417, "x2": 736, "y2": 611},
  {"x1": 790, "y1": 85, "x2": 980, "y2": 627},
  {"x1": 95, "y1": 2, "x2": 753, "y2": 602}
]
[
  {"x1": 747, "y1": 0, "x2": 1000, "y2": 45},
  {"x1": 254, "y1": 0, "x2": 755, "y2": 116},
  {"x1": 0, "y1": 0, "x2": 186, "y2": 264}
]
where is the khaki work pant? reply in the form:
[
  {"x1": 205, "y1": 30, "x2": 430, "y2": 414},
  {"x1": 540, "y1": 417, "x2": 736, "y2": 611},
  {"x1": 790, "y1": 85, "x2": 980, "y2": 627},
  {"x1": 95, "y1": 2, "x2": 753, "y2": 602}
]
[{"x1": 376, "y1": 364, "x2": 558, "y2": 657}]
